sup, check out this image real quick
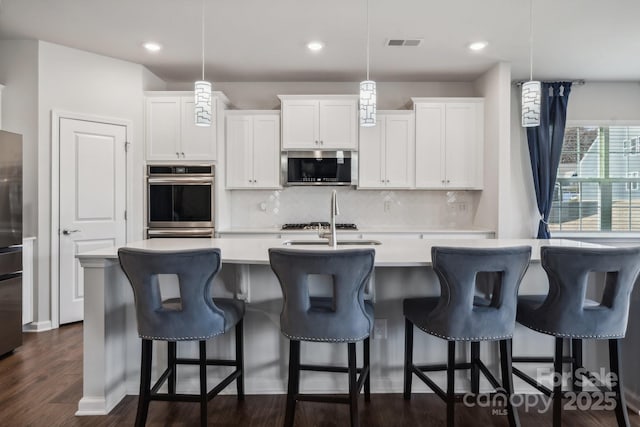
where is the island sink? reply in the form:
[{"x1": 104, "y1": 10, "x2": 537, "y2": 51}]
[{"x1": 282, "y1": 239, "x2": 382, "y2": 246}]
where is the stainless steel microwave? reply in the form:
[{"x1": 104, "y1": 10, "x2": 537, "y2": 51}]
[{"x1": 282, "y1": 151, "x2": 357, "y2": 186}]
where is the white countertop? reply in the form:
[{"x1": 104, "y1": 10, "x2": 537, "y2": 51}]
[
  {"x1": 78, "y1": 237, "x2": 604, "y2": 267},
  {"x1": 217, "y1": 227, "x2": 495, "y2": 235}
]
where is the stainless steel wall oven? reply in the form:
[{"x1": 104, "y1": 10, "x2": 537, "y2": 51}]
[{"x1": 146, "y1": 165, "x2": 214, "y2": 238}]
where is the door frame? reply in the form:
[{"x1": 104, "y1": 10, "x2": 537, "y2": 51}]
[{"x1": 51, "y1": 110, "x2": 133, "y2": 329}]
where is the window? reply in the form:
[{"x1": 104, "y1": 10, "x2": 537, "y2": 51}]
[
  {"x1": 549, "y1": 125, "x2": 640, "y2": 232},
  {"x1": 623, "y1": 137, "x2": 640, "y2": 156}
]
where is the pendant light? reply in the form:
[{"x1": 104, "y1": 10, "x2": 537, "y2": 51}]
[
  {"x1": 359, "y1": 0, "x2": 376, "y2": 127},
  {"x1": 194, "y1": 0, "x2": 212, "y2": 127},
  {"x1": 521, "y1": 0, "x2": 540, "y2": 127}
]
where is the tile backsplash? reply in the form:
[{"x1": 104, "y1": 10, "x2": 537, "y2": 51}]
[{"x1": 228, "y1": 187, "x2": 479, "y2": 229}]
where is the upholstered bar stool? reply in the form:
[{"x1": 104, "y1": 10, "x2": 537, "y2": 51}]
[
  {"x1": 118, "y1": 248, "x2": 245, "y2": 427},
  {"x1": 269, "y1": 248, "x2": 375, "y2": 427},
  {"x1": 403, "y1": 246, "x2": 532, "y2": 427},
  {"x1": 514, "y1": 246, "x2": 640, "y2": 427}
]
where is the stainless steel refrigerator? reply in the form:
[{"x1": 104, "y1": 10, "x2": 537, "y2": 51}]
[{"x1": 0, "y1": 130, "x2": 22, "y2": 356}]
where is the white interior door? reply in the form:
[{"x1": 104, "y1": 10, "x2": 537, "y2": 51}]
[{"x1": 59, "y1": 118, "x2": 127, "y2": 324}]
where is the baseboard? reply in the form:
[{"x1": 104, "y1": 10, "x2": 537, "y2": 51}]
[
  {"x1": 22, "y1": 320, "x2": 53, "y2": 333},
  {"x1": 625, "y1": 388, "x2": 640, "y2": 415}
]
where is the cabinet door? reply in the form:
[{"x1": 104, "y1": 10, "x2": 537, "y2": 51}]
[
  {"x1": 319, "y1": 100, "x2": 357, "y2": 149},
  {"x1": 415, "y1": 103, "x2": 445, "y2": 188},
  {"x1": 146, "y1": 97, "x2": 180, "y2": 160},
  {"x1": 385, "y1": 114, "x2": 414, "y2": 188},
  {"x1": 281, "y1": 100, "x2": 319, "y2": 149},
  {"x1": 180, "y1": 97, "x2": 216, "y2": 160},
  {"x1": 252, "y1": 115, "x2": 281, "y2": 188},
  {"x1": 445, "y1": 103, "x2": 480, "y2": 188},
  {"x1": 358, "y1": 119, "x2": 385, "y2": 188},
  {"x1": 226, "y1": 115, "x2": 253, "y2": 188}
]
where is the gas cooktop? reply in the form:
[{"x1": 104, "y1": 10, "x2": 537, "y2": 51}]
[{"x1": 282, "y1": 222, "x2": 358, "y2": 231}]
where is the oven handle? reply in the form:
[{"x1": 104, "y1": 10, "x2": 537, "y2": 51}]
[
  {"x1": 147, "y1": 177, "x2": 214, "y2": 184},
  {"x1": 147, "y1": 228, "x2": 214, "y2": 238}
]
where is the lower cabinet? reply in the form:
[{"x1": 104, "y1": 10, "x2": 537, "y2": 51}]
[{"x1": 226, "y1": 111, "x2": 281, "y2": 189}]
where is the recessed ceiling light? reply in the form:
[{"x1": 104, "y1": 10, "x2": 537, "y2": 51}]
[
  {"x1": 143, "y1": 42, "x2": 162, "y2": 52},
  {"x1": 468, "y1": 41, "x2": 488, "y2": 51},
  {"x1": 307, "y1": 41, "x2": 324, "y2": 52}
]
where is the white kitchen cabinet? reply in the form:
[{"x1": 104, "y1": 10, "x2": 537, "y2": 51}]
[
  {"x1": 413, "y1": 98, "x2": 484, "y2": 189},
  {"x1": 359, "y1": 111, "x2": 414, "y2": 189},
  {"x1": 279, "y1": 95, "x2": 358, "y2": 150},
  {"x1": 226, "y1": 111, "x2": 281, "y2": 189},
  {"x1": 145, "y1": 91, "x2": 226, "y2": 161}
]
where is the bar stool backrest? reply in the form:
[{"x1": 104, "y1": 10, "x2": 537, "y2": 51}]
[
  {"x1": 539, "y1": 246, "x2": 640, "y2": 338},
  {"x1": 269, "y1": 248, "x2": 375, "y2": 343},
  {"x1": 429, "y1": 246, "x2": 532, "y2": 341},
  {"x1": 118, "y1": 247, "x2": 226, "y2": 341}
]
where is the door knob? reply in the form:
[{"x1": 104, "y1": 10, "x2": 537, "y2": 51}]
[{"x1": 62, "y1": 229, "x2": 80, "y2": 235}]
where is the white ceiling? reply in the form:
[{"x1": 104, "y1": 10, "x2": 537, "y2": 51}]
[{"x1": 1, "y1": 0, "x2": 639, "y2": 83}]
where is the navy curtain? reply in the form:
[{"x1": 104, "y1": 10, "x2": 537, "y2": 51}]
[{"x1": 526, "y1": 81, "x2": 572, "y2": 239}]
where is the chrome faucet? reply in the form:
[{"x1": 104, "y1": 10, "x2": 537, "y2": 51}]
[{"x1": 319, "y1": 190, "x2": 340, "y2": 247}]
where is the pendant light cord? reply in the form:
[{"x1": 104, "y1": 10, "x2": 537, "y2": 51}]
[
  {"x1": 201, "y1": 0, "x2": 205, "y2": 81},
  {"x1": 366, "y1": 0, "x2": 370, "y2": 81},
  {"x1": 529, "y1": 0, "x2": 533, "y2": 81}
]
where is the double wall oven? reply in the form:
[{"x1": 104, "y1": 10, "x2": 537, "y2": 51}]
[{"x1": 146, "y1": 165, "x2": 215, "y2": 238}]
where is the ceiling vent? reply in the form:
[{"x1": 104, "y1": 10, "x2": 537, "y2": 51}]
[{"x1": 386, "y1": 38, "x2": 423, "y2": 47}]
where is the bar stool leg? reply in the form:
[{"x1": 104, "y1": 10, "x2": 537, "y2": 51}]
[
  {"x1": 571, "y1": 339, "x2": 582, "y2": 392},
  {"x1": 136, "y1": 339, "x2": 153, "y2": 427},
  {"x1": 471, "y1": 341, "x2": 480, "y2": 394},
  {"x1": 348, "y1": 342, "x2": 359, "y2": 427},
  {"x1": 168, "y1": 341, "x2": 176, "y2": 395},
  {"x1": 447, "y1": 341, "x2": 456, "y2": 427},
  {"x1": 236, "y1": 319, "x2": 245, "y2": 400},
  {"x1": 499, "y1": 339, "x2": 520, "y2": 427},
  {"x1": 284, "y1": 340, "x2": 300, "y2": 427},
  {"x1": 609, "y1": 339, "x2": 631, "y2": 427},
  {"x1": 364, "y1": 337, "x2": 371, "y2": 402},
  {"x1": 553, "y1": 337, "x2": 563, "y2": 427},
  {"x1": 403, "y1": 318, "x2": 414, "y2": 400},
  {"x1": 199, "y1": 341, "x2": 208, "y2": 427}
]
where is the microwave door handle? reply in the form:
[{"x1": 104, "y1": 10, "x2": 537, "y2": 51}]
[{"x1": 147, "y1": 177, "x2": 214, "y2": 184}]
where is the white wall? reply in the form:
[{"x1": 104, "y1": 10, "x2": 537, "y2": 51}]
[
  {"x1": 167, "y1": 81, "x2": 476, "y2": 109},
  {"x1": 34, "y1": 41, "x2": 164, "y2": 326},
  {"x1": 473, "y1": 63, "x2": 511, "y2": 237},
  {"x1": 0, "y1": 40, "x2": 39, "y2": 237}
]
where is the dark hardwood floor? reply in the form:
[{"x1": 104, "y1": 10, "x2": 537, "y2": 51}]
[{"x1": 0, "y1": 323, "x2": 636, "y2": 426}]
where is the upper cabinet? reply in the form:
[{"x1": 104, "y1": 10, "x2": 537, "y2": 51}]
[
  {"x1": 145, "y1": 91, "x2": 229, "y2": 161},
  {"x1": 279, "y1": 95, "x2": 358, "y2": 150},
  {"x1": 359, "y1": 111, "x2": 415, "y2": 189},
  {"x1": 413, "y1": 98, "x2": 484, "y2": 190},
  {"x1": 226, "y1": 111, "x2": 281, "y2": 189}
]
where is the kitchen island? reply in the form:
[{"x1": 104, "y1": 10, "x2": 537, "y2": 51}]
[{"x1": 76, "y1": 237, "x2": 605, "y2": 416}]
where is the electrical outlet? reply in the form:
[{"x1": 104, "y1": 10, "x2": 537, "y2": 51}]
[
  {"x1": 373, "y1": 319, "x2": 387, "y2": 339},
  {"x1": 384, "y1": 200, "x2": 391, "y2": 212}
]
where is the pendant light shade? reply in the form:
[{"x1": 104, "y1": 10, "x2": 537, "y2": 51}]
[
  {"x1": 195, "y1": 80, "x2": 212, "y2": 126},
  {"x1": 521, "y1": 0, "x2": 540, "y2": 127},
  {"x1": 360, "y1": 80, "x2": 376, "y2": 127},
  {"x1": 359, "y1": 0, "x2": 376, "y2": 127},
  {"x1": 194, "y1": 0, "x2": 212, "y2": 127},
  {"x1": 521, "y1": 80, "x2": 541, "y2": 127}
]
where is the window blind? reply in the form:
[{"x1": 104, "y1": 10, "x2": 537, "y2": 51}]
[{"x1": 550, "y1": 126, "x2": 640, "y2": 231}]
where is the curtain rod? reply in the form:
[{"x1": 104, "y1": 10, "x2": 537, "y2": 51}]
[{"x1": 513, "y1": 79, "x2": 585, "y2": 87}]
